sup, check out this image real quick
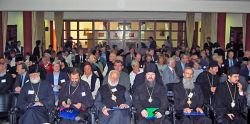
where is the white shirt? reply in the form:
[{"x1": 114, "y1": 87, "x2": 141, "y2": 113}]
[
  {"x1": 129, "y1": 69, "x2": 143, "y2": 87},
  {"x1": 81, "y1": 73, "x2": 100, "y2": 99}
]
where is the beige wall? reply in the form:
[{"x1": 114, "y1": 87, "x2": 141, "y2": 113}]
[{"x1": 7, "y1": 12, "x2": 24, "y2": 45}]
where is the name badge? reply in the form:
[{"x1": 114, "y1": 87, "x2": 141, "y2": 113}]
[
  {"x1": 28, "y1": 90, "x2": 34, "y2": 94},
  {"x1": 111, "y1": 88, "x2": 117, "y2": 92},
  {"x1": 1, "y1": 79, "x2": 6, "y2": 83},
  {"x1": 188, "y1": 92, "x2": 193, "y2": 98},
  {"x1": 60, "y1": 79, "x2": 65, "y2": 83},
  {"x1": 82, "y1": 92, "x2": 86, "y2": 97}
]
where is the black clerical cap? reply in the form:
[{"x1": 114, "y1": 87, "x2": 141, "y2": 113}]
[
  {"x1": 242, "y1": 57, "x2": 249, "y2": 62},
  {"x1": 144, "y1": 63, "x2": 157, "y2": 73},
  {"x1": 208, "y1": 61, "x2": 218, "y2": 68},
  {"x1": 29, "y1": 55, "x2": 38, "y2": 63},
  {"x1": 15, "y1": 56, "x2": 24, "y2": 62},
  {"x1": 228, "y1": 67, "x2": 240, "y2": 75},
  {"x1": 28, "y1": 65, "x2": 41, "y2": 74}
]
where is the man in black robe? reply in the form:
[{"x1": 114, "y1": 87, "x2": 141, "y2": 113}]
[
  {"x1": 195, "y1": 61, "x2": 220, "y2": 105},
  {"x1": 133, "y1": 63, "x2": 171, "y2": 124},
  {"x1": 17, "y1": 65, "x2": 55, "y2": 124},
  {"x1": 95, "y1": 70, "x2": 131, "y2": 124},
  {"x1": 214, "y1": 67, "x2": 247, "y2": 124},
  {"x1": 58, "y1": 68, "x2": 94, "y2": 124},
  {"x1": 173, "y1": 67, "x2": 212, "y2": 124}
]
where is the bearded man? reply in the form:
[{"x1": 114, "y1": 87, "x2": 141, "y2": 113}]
[
  {"x1": 173, "y1": 67, "x2": 212, "y2": 124},
  {"x1": 132, "y1": 63, "x2": 171, "y2": 124},
  {"x1": 16, "y1": 65, "x2": 55, "y2": 124},
  {"x1": 95, "y1": 70, "x2": 131, "y2": 124},
  {"x1": 58, "y1": 68, "x2": 94, "y2": 124}
]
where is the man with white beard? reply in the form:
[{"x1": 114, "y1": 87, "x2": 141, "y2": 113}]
[
  {"x1": 173, "y1": 67, "x2": 212, "y2": 124},
  {"x1": 95, "y1": 70, "x2": 131, "y2": 124},
  {"x1": 17, "y1": 65, "x2": 55, "y2": 124}
]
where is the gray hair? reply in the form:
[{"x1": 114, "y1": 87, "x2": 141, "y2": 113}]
[{"x1": 131, "y1": 60, "x2": 139, "y2": 67}]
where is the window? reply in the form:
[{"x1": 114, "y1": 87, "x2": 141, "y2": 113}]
[{"x1": 64, "y1": 20, "x2": 186, "y2": 49}]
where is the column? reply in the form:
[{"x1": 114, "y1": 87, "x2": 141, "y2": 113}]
[
  {"x1": 245, "y1": 14, "x2": 250, "y2": 50},
  {"x1": 217, "y1": 13, "x2": 226, "y2": 49},
  {"x1": 23, "y1": 11, "x2": 32, "y2": 54}
]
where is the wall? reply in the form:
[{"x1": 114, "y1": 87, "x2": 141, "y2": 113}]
[
  {"x1": 1, "y1": 0, "x2": 250, "y2": 13},
  {"x1": 7, "y1": 12, "x2": 24, "y2": 45},
  {"x1": 225, "y1": 13, "x2": 243, "y2": 45}
]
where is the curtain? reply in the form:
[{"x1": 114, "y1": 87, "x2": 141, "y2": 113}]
[
  {"x1": 210, "y1": 13, "x2": 217, "y2": 43},
  {"x1": 200, "y1": 13, "x2": 212, "y2": 48},
  {"x1": 186, "y1": 12, "x2": 195, "y2": 48},
  {"x1": 2, "y1": 11, "x2": 8, "y2": 54},
  {"x1": 54, "y1": 11, "x2": 64, "y2": 51},
  {"x1": 32, "y1": 11, "x2": 45, "y2": 56},
  {"x1": 242, "y1": 14, "x2": 246, "y2": 51}
]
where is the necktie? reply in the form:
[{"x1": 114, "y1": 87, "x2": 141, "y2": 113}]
[{"x1": 21, "y1": 75, "x2": 24, "y2": 87}]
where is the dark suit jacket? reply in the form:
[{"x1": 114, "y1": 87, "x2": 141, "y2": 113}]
[
  {"x1": 45, "y1": 71, "x2": 69, "y2": 86},
  {"x1": 75, "y1": 55, "x2": 86, "y2": 65},
  {"x1": 240, "y1": 65, "x2": 249, "y2": 81},
  {"x1": 175, "y1": 61, "x2": 189, "y2": 78},
  {"x1": 224, "y1": 59, "x2": 237, "y2": 71},
  {"x1": 14, "y1": 73, "x2": 30, "y2": 88}
]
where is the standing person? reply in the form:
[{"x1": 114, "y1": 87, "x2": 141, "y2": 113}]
[
  {"x1": 149, "y1": 36, "x2": 156, "y2": 49},
  {"x1": 165, "y1": 36, "x2": 173, "y2": 51},
  {"x1": 203, "y1": 37, "x2": 213, "y2": 51},
  {"x1": 214, "y1": 67, "x2": 247, "y2": 124},
  {"x1": 33, "y1": 40, "x2": 41, "y2": 59},
  {"x1": 16, "y1": 65, "x2": 55, "y2": 124}
]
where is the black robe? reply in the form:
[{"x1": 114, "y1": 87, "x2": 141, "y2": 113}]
[
  {"x1": 94, "y1": 84, "x2": 131, "y2": 124},
  {"x1": 58, "y1": 80, "x2": 94, "y2": 124},
  {"x1": 214, "y1": 81, "x2": 247, "y2": 124},
  {"x1": 195, "y1": 71, "x2": 220, "y2": 105},
  {"x1": 173, "y1": 82, "x2": 212, "y2": 124},
  {"x1": 17, "y1": 80, "x2": 55, "y2": 124},
  {"x1": 132, "y1": 82, "x2": 171, "y2": 124}
]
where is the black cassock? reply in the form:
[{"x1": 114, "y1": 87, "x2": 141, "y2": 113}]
[
  {"x1": 58, "y1": 80, "x2": 94, "y2": 124},
  {"x1": 173, "y1": 83, "x2": 212, "y2": 124},
  {"x1": 214, "y1": 81, "x2": 247, "y2": 124},
  {"x1": 133, "y1": 82, "x2": 171, "y2": 124},
  {"x1": 195, "y1": 71, "x2": 220, "y2": 105},
  {"x1": 94, "y1": 84, "x2": 131, "y2": 124},
  {"x1": 17, "y1": 80, "x2": 55, "y2": 124}
]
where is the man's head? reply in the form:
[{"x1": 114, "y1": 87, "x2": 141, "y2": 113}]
[
  {"x1": 206, "y1": 37, "x2": 211, "y2": 42},
  {"x1": 28, "y1": 65, "x2": 41, "y2": 84},
  {"x1": 144, "y1": 63, "x2": 157, "y2": 87},
  {"x1": 208, "y1": 61, "x2": 219, "y2": 75},
  {"x1": 135, "y1": 53, "x2": 142, "y2": 61},
  {"x1": 167, "y1": 57, "x2": 176, "y2": 68},
  {"x1": 16, "y1": 63, "x2": 28, "y2": 75},
  {"x1": 108, "y1": 70, "x2": 120, "y2": 87},
  {"x1": 0, "y1": 62, "x2": 7, "y2": 75},
  {"x1": 109, "y1": 52, "x2": 117, "y2": 63},
  {"x1": 181, "y1": 54, "x2": 189, "y2": 64},
  {"x1": 84, "y1": 63, "x2": 92, "y2": 76},
  {"x1": 183, "y1": 67, "x2": 195, "y2": 89},
  {"x1": 228, "y1": 67, "x2": 240, "y2": 84},
  {"x1": 52, "y1": 61, "x2": 61, "y2": 72},
  {"x1": 114, "y1": 60, "x2": 124, "y2": 72},
  {"x1": 227, "y1": 50, "x2": 234, "y2": 59},
  {"x1": 69, "y1": 68, "x2": 81, "y2": 86},
  {"x1": 131, "y1": 60, "x2": 139, "y2": 72}
]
